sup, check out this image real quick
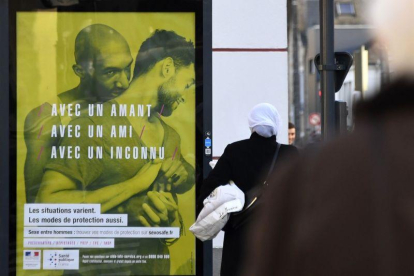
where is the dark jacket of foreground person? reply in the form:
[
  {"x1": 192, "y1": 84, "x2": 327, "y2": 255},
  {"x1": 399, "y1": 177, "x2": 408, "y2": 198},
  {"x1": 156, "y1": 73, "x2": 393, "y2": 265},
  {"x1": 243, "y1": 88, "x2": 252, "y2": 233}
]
[
  {"x1": 245, "y1": 78, "x2": 414, "y2": 276},
  {"x1": 199, "y1": 132, "x2": 298, "y2": 276}
]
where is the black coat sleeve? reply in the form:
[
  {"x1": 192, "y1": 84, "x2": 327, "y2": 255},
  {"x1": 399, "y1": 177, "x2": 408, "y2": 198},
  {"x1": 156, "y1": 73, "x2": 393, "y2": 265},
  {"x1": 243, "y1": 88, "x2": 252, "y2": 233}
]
[{"x1": 197, "y1": 145, "x2": 234, "y2": 207}]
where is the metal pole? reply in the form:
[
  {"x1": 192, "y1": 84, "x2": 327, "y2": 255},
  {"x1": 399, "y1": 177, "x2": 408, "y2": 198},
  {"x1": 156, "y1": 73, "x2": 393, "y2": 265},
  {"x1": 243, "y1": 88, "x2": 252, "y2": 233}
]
[
  {"x1": 202, "y1": 0, "x2": 213, "y2": 275},
  {"x1": 0, "y1": 0, "x2": 9, "y2": 274},
  {"x1": 320, "y1": 0, "x2": 336, "y2": 141}
]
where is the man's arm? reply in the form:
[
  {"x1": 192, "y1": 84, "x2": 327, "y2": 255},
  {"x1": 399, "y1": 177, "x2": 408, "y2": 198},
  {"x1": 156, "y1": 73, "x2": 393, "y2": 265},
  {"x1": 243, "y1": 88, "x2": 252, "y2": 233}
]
[
  {"x1": 24, "y1": 103, "x2": 61, "y2": 203},
  {"x1": 154, "y1": 157, "x2": 195, "y2": 194},
  {"x1": 37, "y1": 162, "x2": 162, "y2": 213},
  {"x1": 175, "y1": 156, "x2": 195, "y2": 194}
]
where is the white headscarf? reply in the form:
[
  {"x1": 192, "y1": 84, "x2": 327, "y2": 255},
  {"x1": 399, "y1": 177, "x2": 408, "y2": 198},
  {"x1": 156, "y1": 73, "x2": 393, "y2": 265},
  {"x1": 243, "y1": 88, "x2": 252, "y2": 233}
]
[{"x1": 248, "y1": 103, "x2": 282, "y2": 138}]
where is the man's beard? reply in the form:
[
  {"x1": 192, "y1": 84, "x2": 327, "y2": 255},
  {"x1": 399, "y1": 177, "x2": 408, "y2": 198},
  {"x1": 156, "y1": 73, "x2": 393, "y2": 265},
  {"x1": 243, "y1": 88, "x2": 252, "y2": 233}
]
[{"x1": 157, "y1": 80, "x2": 181, "y2": 117}]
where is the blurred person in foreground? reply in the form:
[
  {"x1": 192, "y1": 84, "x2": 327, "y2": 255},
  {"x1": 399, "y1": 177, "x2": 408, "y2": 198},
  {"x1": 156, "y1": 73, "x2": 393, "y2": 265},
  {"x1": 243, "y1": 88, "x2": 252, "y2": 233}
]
[
  {"x1": 245, "y1": 0, "x2": 414, "y2": 275},
  {"x1": 198, "y1": 103, "x2": 298, "y2": 276}
]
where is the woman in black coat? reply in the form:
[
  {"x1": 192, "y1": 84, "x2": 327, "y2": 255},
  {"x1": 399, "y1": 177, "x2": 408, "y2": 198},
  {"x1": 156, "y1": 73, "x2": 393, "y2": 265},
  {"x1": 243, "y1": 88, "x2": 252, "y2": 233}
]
[{"x1": 198, "y1": 103, "x2": 299, "y2": 276}]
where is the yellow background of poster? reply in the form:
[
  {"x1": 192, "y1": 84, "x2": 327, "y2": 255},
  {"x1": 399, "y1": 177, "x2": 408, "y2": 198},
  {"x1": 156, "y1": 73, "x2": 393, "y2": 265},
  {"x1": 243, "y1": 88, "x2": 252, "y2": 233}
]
[{"x1": 17, "y1": 12, "x2": 196, "y2": 275}]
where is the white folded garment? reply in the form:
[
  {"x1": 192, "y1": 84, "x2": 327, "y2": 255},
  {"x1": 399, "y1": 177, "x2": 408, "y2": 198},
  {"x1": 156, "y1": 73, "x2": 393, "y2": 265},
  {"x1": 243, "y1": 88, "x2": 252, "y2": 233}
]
[{"x1": 190, "y1": 181, "x2": 245, "y2": 241}]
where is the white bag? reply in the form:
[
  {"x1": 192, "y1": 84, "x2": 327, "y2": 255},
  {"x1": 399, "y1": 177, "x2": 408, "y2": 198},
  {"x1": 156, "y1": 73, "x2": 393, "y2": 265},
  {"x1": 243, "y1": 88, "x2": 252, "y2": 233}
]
[{"x1": 189, "y1": 181, "x2": 245, "y2": 241}]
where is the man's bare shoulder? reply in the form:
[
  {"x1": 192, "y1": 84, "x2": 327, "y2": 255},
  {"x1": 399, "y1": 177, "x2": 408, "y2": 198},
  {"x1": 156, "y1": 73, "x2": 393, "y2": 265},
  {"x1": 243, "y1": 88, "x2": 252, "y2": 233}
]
[
  {"x1": 58, "y1": 88, "x2": 78, "y2": 104},
  {"x1": 24, "y1": 103, "x2": 60, "y2": 133}
]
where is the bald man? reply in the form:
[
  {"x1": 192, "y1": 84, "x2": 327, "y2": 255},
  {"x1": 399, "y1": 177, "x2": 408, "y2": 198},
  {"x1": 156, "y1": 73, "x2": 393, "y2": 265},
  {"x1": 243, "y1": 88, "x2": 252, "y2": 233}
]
[
  {"x1": 60, "y1": 24, "x2": 133, "y2": 104},
  {"x1": 24, "y1": 24, "x2": 133, "y2": 203}
]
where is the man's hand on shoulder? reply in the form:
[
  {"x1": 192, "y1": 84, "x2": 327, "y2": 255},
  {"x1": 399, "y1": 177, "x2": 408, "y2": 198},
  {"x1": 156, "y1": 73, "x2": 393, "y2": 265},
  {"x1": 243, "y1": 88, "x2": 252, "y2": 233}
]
[{"x1": 156, "y1": 159, "x2": 189, "y2": 192}]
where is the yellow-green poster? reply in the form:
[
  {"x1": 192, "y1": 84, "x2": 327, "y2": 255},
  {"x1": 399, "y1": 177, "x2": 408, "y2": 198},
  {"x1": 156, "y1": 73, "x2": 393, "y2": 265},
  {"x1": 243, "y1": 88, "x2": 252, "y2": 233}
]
[{"x1": 17, "y1": 12, "x2": 196, "y2": 275}]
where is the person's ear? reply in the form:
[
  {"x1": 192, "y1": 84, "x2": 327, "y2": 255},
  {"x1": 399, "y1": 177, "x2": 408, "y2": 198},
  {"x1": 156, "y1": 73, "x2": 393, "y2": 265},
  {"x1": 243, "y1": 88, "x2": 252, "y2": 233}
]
[
  {"x1": 161, "y1": 58, "x2": 176, "y2": 79},
  {"x1": 72, "y1": 64, "x2": 86, "y2": 78}
]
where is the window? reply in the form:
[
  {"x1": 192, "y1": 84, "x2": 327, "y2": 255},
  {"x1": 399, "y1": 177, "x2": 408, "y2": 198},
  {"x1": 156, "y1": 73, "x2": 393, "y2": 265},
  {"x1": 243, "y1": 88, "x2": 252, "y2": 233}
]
[{"x1": 336, "y1": 2, "x2": 356, "y2": 16}]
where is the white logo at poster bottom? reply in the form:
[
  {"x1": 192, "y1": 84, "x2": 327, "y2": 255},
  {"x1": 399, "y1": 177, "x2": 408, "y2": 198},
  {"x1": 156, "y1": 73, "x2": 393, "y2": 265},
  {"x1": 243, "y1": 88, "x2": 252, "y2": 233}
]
[
  {"x1": 23, "y1": 250, "x2": 41, "y2": 270},
  {"x1": 43, "y1": 250, "x2": 79, "y2": 270}
]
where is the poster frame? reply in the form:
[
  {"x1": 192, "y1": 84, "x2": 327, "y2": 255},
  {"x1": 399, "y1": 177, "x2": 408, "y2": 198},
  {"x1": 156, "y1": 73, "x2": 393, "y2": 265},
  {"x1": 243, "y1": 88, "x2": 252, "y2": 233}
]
[{"x1": 1, "y1": 0, "x2": 212, "y2": 275}]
